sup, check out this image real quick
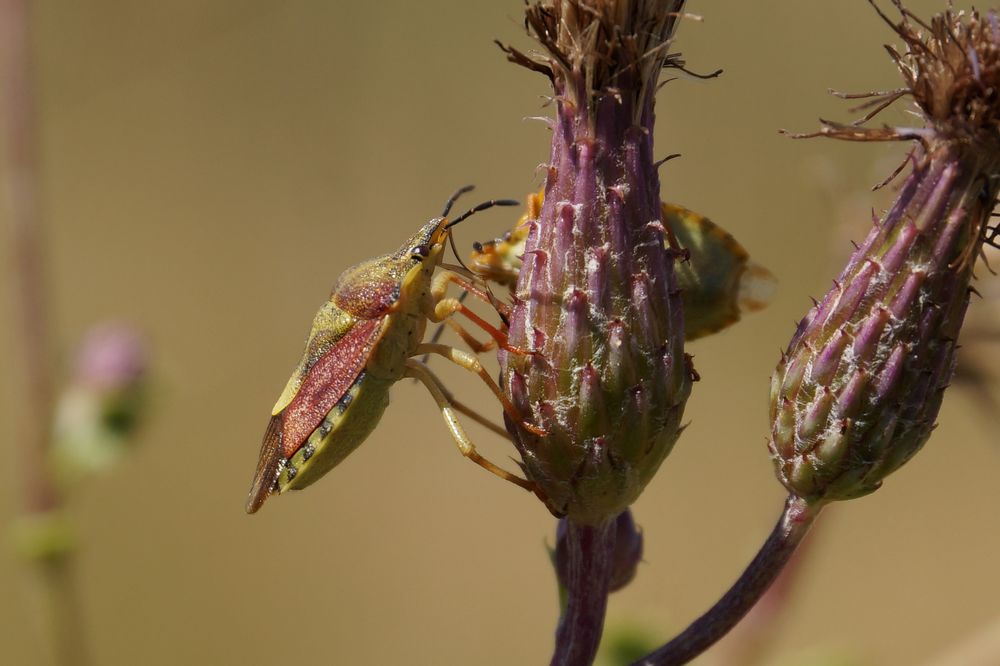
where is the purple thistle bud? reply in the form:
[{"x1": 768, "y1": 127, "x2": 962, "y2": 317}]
[
  {"x1": 772, "y1": 5, "x2": 1000, "y2": 504},
  {"x1": 53, "y1": 323, "x2": 149, "y2": 481},
  {"x1": 499, "y1": 0, "x2": 694, "y2": 525},
  {"x1": 73, "y1": 323, "x2": 148, "y2": 392}
]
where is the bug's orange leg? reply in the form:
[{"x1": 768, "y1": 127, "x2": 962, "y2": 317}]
[
  {"x1": 430, "y1": 272, "x2": 521, "y2": 342},
  {"x1": 443, "y1": 318, "x2": 497, "y2": 354},
  {"x1": 414, "y1": 343, "x2": 547, "y2": 437},
  {"x1": 436, "y1": 267, "x2": 512, "y2": 320},
  {"x1": 419, "y1": 293, "x2": 496, "y2": 375},
  {"x1": 431, "y1": 297, "x2": 533, "y2": 357},
  {"x1": 404, "y1": 360, "x2": 534, "y2": 491}
]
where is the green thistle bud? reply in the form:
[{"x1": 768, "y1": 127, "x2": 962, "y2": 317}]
[
  {"x1": 499, "y1": 0, "x2": 694, "y2": 525},
  {"x1": 52, "y1": 323, "x2": 148, "y2": 483},
  {"x1": 772, "y1": 4, "x2": 1000, "y2": 504}
]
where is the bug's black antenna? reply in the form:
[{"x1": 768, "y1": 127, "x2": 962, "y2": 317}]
[
  {"x1": 441, "y1": 192, "x2": 520, "y2": 290},
  {"x1": 442, "y1": 185, "x2": 476, "y2": 218},
  {"x1": 446, "y1": 199, "x2": 520, "y2": 229}
]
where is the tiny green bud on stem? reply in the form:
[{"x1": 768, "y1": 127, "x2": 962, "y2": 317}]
[{"x1": 53, "y1": 324, "x2": 149, "y2": 483}]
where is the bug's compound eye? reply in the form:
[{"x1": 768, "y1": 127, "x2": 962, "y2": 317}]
[{"x1": 409, "y1": 245, "x2": 430, "y2": 261}]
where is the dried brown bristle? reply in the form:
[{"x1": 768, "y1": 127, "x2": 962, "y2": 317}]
[
  {"x1": 797, "y1": 3, "x2": 1000, "y2": 148},
  {"x1": 497, "y1": 0, "x2": 702, "y2": 125}
]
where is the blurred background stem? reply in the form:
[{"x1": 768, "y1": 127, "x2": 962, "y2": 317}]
[
  {"x1": 2, "y1": 0, "x2": 90, "y2": 664},
  {"x1": 27, "y1": 557, "x2": 91, "y2": 666}
]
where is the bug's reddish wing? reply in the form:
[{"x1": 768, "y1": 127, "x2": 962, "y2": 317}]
[
  {"x1": 246, "y1": 414, "x2": 283, "y2": 513},
  {"x1": 245, "y1": 316, "x2": 385, "y2": 513},
  {"x1": 279, "y1": 317, "x2": 385, "y2": 457}
]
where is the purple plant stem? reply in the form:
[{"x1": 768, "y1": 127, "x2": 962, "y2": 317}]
[
  {"x1": 551, "y1": 518, "x2": 617, "y2": 666},
  {"x1": 634, "y1": 495, "x2": 820, "y2": 666},
  {"x1": 0, "y1": 0, "x2": 56, "y2": 514},
  {"x1": 714, "y1": 513, "x2": 818, "y2": 666},
  {"x1": 1, "y1": 2, "x2": 91, "y2": 665}
]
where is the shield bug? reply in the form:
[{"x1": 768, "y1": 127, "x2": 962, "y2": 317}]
[
  {"x1": 464, "y1": 192, "x2": 776, "y2": 341},
  {"x1": 661, "y1": 202, "x2": 776, "y2": 340},
  {"x1": 246, "y1": 187, "x2": 538, "y2": 514}
]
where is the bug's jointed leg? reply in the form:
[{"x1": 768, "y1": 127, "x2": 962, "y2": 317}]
[
  {"x1": 404, "y1": 360, "x2": 533, "y2": 491},
  {"x1": 442, "y1": 317, "x2": 497, "y2": 354},
  {"x1": 436, "y1": 388, "x2": 511, "y2": 440},
  {"x1": 429, "y1": 272, "x2": 529, "y2": 354},
  {"x1": 431, "y1": 296, "x2": 509, "y2": 349},
  {"x1": 415, "y1": 343, "x2": 546, "y2": 437},
  {"x1": 434, "y1": 268, "x2": 511, "y2": 320},
  {"x1": 418, "y1": 292, "x2": 497, "y2": 373}
]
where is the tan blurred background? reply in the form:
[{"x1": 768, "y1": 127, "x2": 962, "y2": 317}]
[{"x1": 1, "y1": 2, "x2": 998, "y2": 664}]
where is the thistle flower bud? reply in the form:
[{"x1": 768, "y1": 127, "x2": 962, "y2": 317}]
[
  {"x1": 52, "y1": 323, "x2": 149, "y2": 482},
  {"x1": 772, "y1": 5, "x2": 1000, "y2": 504},
  {"x1": 73, "y1": 324, "x2": 147, "y2": 393},
  {"x1": 471, "y1": 196, "x2": 777, "y2": 342},
  {"x1": 499, "y1": 0, "x2": 694, "y2": 525}
]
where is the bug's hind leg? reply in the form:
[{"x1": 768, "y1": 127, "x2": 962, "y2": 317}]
[
  {"x1": 404, "y1": 359, "x2": 534, "y2": 491},
  {"x1": 434, "y1": 383, "x2": 511, "y2": 440}
]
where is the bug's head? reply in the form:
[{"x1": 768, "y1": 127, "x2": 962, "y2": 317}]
[
  {"x1": 395, "y1": 216, "x2": 451, "y2": 270},
  {"x1": 391, "y1": 185, "x2": 475, "y2": 272},
  {"x1": 333, "y1": 187, "x2": 518, "y2": 318},
  {"x1": 395, "y1": 185, "x2": 520, "y2": 273}
]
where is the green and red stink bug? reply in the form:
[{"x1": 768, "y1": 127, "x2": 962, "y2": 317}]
[
  {"x1": 661, "y1": 202, "x2": 776, "y2": 340},
  {"x1": 246, "y1": 187, "x2": 539, "y2": 514},
  {"x1": 466, "y1": 192, "x2": 776, "y2": 342}
]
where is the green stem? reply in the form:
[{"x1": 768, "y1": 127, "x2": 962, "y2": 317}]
[
  {"x1": 1, "y1": 1, "x2": 90, "y2": 664},
  {"x1": 35, "y1": 556, "x2": 92, "y2": 666}
]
